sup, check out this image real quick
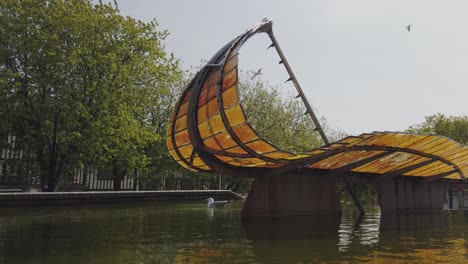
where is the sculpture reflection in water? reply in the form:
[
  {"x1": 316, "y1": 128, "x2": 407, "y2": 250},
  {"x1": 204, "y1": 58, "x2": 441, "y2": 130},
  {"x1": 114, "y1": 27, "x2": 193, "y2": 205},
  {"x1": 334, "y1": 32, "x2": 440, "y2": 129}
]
[
  {"x1": 242, "y1": 214, "x2": 342, "y2": 263},
  {"x1": 338, "y1": 211, "x2": 380, "y2": 252},
  {"x1": 241, "y1": 207, "x2": 453, "y2": 262}
]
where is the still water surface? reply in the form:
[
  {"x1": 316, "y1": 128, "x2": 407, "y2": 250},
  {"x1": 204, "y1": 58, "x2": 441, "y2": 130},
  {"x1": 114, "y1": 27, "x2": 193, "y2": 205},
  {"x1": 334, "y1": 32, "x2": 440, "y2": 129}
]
[{"x1": 0, "y1": 201, "x2": 467, "y2": 263}]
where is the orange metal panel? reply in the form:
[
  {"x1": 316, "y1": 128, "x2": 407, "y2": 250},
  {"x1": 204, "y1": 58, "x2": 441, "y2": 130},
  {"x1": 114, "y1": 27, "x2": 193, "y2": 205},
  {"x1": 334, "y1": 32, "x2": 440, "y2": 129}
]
[
  {"x1": 366, "y1": 152, "x2": 415, "y2": 173},
  {"x1": 233, "y1": 123, "x2": 259, "y2": 143},
  {"x1": 178, "y1": 144, "x2": 194, "y2": 160},
  {"x1": 198, "y1": 82, "x2": 218, "y2": 107},
  {"x1": 181, "y1": 88, "x2": 192, "y2": 104},
  {"x1": 370, "y1": 155, "x2": 426, "y2": 174},
  {"x1": 340, "y1": 134, "x2": 377, "y2": 147},
  {"x1": 225, "y1": 104, "x2": 246, "y2": 127},
  {"x1": 177, "y1": 161, "x2": 193, "y2": 170},
  {"x1": 246, "y1": 140, "x2": 277, "y2": 154},
  {"x1": 405, "y1": 161, "x2": 448, "y2": 176},
  {"x1": 221, "y1": 86, "x2": 239, "y2": 108},
  {"x1": 215, "y1": 154, "x2": 235, "y2": 163},
  {"x1": 353, "y1": 157, "x2": 429, "y2": 175},
  {"x1": 403, "y1": 135, "x2": 440, "y2": 150},
  {"x1": 206, "y1": 115, "x2": 226, "y2": 136},
  {"x1": 322, "y1": 151, "x2": 372, "y2": 170},
  {"x1": 408, "y1": 164, "x2": 455, "y2": 177},
  {"x1": 174, "y1": 129, "x2": 190, "y2": 146},
  {"x1": 192, "y1": 156, "x2": 207, "y2": 167},
  {"x1": 355, "y1": 133, "x2": 394, "y2": 147},
  {"x1": 166, "y1": 120, "x2": 172, "y2": 135},
  {"x1": 242, "y1": 158, "x2": 266, "y2": 165},
  {"x1": 228, "y1": 46, "x2": 241, "y2": 59},
  {"x1": 262, "y1": 150, "x2": 296, "y2": 159},
  {"x1": 336, "y1": 136, "x2": 368, "y2": 145},
  {"x1": 431, "y1": 145, "x2": 465, "y2": 157},
  {"x1": 385, "y1": 134, "x2": 417, "y2": 146},
  {"x1": 450, "y1": 155, "x2": 468, "y2": 167},
  {"x1": 169, "y1": 150, "x2": 179, "y2": 161},
  {"x1": 169, "y1": 111, "x2": 175, "y2": 122},
  {"x1": 287, "y1": 153, "x2": 317, "y2": 160},
  {"x1": 244, "y1": 162, "x2": 269, "y2": 167},
  {"x1": 222, "y1": 68, "x2": 237, "y2": 89},
  {"x1": 372, "y1": 134, "x2": 412, "y2": 148},
  {"x1": 224, "y1": 159, "x2": 245, "y2": 167},
  {"x1": 396, "y1": 135, "x2": 432, "y2": 148},
  {"x1": 177, "y1": 101, "x2": 189, "y2": 118},
  {"x1": 302, "y1": 149, "x2": 327, "y2": 156},
  {"x1": 205, "y1": 70, "x2": 220, "y2": 88},
  {"x1": 354, "y1": 152, "x2": 414, "y2": 173},
  {"x1": 438, "y1": 146, "x2": 467, "y2": 159},
  {"x1": 444, "y1": 148, "x2": 468, "y2": 161},
  {"x1": 403, "y1": 161, "x2": 444, "y2": 176},
  {"x1": 223, "y1": 55, "x2": 238, "y2": 73},
  {"x1": 328, "y1": 151, "x2": 387, "y2": 170},
  {"x1": 166, "y1": 136, "x2": 174, "y2": 150},
  {"x1": 413, "y1": 138, "x2": 449, "y2": 152},
  {"x1": 443, "y1": 173, "x2": 461, "y2": 180},
  {"x1": 322, "y1": 143, "x2": 347, "y2": 150},
  {"x1": 229, "y1": 157, "x2": 267, "y2": 166},
  {"x1": 224, "y1": 146, "x2": 249, "y2": 155},
  {"x1": 420, "y1": 165, "x2": 457, "y2": 177},
  {"x1": 198, "y1": 98, "x2": 219, "y2": 124},
  {"x1": 174, "y1": 115, "x2": 187, "y2": 133},
  {"x1": 203, "y1": 132, "x2": 238, "y2": 150},
  {"x1": 309, "y1": 152, "x2": 348, "y2": 169},
  {"x1": 454, "y1": 153, "x2": 468, "y2": 163},
  {"x1": 197, "y1": 121, "x2": 210, "y2": 139},
  {"x1": 197, "y1": 114, "x2": 226, "y2": 139},
  {"x1": 376, "y1": 134, "x2": 414, "y2": 147},
  {"x1": 422, "y1": 140, "x2": 461, "y2": 155}
]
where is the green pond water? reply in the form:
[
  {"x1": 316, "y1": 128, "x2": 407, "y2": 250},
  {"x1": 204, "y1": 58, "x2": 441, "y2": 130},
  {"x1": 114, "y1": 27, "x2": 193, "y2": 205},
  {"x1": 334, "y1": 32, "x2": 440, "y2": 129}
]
[{"x1": 0, "y1": 201, "x2": 467, "y2": 264}]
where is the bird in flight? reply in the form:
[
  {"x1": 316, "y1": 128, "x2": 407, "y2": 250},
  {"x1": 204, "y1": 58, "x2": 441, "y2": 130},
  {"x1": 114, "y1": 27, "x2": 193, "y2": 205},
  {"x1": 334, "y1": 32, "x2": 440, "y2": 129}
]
[
  {"x1": 406, "y1": 25, "x2": 412, "y2": 32},
  {"x1": 251, "y1": 68, "x2": 263, "y2": 80}
]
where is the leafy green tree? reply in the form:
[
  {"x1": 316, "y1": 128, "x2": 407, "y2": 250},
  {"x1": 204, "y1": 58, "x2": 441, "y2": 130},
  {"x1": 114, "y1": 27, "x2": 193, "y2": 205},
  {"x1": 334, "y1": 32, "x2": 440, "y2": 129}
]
[
  {"x1": 238, "y1": 71, "x2": 346, "y2": 152},
  {"x1": 407, "y1": 113, "x2": 468, "y2": 144},
  {"x1": 0, "y1": 0, "x2": 182, "y2": 191}
]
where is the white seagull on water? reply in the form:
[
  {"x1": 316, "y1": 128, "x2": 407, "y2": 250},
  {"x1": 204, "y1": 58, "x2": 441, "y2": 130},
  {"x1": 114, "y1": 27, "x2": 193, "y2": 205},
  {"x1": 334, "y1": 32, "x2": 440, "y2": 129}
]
[{"x1": 205, "y1": 197, "x2": 233, "y2": 208}]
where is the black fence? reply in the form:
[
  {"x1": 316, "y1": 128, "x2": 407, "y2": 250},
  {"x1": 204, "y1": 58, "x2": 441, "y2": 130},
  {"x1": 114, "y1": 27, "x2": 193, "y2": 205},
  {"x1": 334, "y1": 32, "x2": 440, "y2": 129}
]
[
  {"x1": 0, "y1": 133, "x2": 224, "y2": 192},
  {"x1": 0, "y1": 158, "x2": 221, "y2": 192}
]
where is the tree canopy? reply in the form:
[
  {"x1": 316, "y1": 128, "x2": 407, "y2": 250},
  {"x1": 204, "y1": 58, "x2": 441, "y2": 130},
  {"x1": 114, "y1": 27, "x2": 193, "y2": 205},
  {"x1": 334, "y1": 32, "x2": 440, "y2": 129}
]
[
  {"x1": 406, "y1": 113, "x2": 468, "y2": 144},
  {"x1": 0, "y1": 0, "x2": 182, "y2": 191},
  {"x1": 238, "y1": 71, "x2": 345, "y2": 152}
]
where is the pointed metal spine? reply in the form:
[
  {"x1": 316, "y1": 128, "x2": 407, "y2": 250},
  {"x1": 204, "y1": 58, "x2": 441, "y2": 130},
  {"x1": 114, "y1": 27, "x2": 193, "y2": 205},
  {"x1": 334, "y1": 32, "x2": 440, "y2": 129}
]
[{"x1": 265, "y1": 29, "x2": 329, "y2": 145}]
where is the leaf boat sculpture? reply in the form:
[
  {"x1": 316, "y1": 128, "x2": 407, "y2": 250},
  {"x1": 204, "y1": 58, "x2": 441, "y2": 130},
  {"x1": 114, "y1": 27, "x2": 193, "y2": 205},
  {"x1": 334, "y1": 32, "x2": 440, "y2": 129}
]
[{"x1": 166, "y1": 19, "x2": 467, "y2": 184}]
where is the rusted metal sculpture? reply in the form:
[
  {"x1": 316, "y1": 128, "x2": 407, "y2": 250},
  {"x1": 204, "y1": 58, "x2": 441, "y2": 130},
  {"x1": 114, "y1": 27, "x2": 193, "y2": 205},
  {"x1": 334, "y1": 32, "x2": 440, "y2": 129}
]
[{"x1": 167, "y1": 19, "x2": 468, "y2": 217}]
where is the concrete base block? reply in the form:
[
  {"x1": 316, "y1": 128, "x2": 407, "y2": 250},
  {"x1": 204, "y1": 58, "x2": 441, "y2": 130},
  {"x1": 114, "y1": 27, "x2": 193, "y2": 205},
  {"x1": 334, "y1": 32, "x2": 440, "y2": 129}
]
[
  {"x1": 242, "y1": 172, "x2": 341, "y2": 218},
  {"x1": 376, "y1": 179, "x2": 447, "y2": 213}
]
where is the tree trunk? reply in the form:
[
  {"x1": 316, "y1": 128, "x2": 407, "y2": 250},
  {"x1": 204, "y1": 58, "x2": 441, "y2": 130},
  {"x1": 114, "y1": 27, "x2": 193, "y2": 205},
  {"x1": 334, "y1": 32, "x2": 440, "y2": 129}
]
[
  {"x1": 112, "y1": 162, "x2": 127, "y2": 191},
  {"x1": 113, "y1": 177, "x2": 121, "y2": 191}
]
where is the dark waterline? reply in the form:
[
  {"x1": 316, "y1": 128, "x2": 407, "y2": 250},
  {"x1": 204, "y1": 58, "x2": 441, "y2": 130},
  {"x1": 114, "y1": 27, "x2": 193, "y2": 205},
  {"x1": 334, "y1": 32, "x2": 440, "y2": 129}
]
[{"x1": 1, "y1": 201, "x2": 467, "y2": 263}]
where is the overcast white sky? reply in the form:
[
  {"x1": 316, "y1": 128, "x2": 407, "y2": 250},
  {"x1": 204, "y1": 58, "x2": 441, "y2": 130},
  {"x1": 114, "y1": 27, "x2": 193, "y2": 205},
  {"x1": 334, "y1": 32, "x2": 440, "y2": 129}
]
[{"x1": 108, "y1": 0, "x2": 467, "y2": 136}]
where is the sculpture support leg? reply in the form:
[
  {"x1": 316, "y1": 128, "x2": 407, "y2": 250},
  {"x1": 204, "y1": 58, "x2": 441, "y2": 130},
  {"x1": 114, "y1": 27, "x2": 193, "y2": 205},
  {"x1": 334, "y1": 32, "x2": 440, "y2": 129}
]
[
  {"x1": 242, "y1": 172, "x2": 341, "y2": 218},
  {"x1": 376, "y1": 179, "x2": 448, "y2": 213}
]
